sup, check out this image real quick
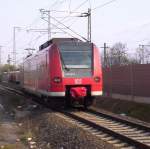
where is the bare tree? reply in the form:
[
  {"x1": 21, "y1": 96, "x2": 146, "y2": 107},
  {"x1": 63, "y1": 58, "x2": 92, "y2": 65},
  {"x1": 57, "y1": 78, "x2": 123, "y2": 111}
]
[
  {"x1": 107, "y1": 42, "x2": 129, "y2": 66},
  {"x1": 136, "y1": 47, "x2": 150, "y2": 64}
]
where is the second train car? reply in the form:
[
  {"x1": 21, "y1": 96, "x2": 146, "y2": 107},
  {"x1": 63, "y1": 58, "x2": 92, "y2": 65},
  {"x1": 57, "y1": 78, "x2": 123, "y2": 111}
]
[{"x1": 22, "y1": 38, "x2": 102, "y2": 108}]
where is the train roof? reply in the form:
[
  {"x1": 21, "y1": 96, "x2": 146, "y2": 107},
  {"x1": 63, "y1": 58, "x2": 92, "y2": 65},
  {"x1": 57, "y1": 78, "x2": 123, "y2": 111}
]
[
  {"x1": 24, "y1": 38, "x2": 90, "y2": 60},
  {"x1": 39, "y1": 38, "x2": 83, "y2": 51}
]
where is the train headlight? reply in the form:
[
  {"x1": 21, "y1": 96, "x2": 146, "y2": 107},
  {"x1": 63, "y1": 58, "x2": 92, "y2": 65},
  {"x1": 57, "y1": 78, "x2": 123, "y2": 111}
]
[
  {"x1": 94, "y1": 76, "x2": 101, "y2": 82},
  {"x1": 53, "y1": 77, "x2": 62, "y2": 83}
]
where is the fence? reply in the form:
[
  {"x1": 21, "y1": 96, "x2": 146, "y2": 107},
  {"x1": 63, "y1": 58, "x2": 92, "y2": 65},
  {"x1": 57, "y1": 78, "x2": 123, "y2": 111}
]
[{"x1": 103, "y1": 64, "x2": 150, "y2": 97}]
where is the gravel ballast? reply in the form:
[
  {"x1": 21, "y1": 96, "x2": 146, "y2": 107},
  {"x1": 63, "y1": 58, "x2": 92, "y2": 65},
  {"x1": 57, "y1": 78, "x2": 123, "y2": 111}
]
[{"x1": 26, "y1": 110, "x2": 116, "y2": 149}]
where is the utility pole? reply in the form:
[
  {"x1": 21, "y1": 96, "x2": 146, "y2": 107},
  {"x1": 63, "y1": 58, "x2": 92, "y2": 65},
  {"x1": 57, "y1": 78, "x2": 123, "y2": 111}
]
[
  {"x1": 40, "y1": 9, "x2": 51, "y2": 40},
  {"x1": 7, "y1": 54, "x2": 11, "y2": 65},
  {"x1": 78, "y1": 8, "x2": 91, "y2": 42},
  {"x1": 87, "y1": 8, "x2": 91, "y2": 42},
  {"x1": 13, "y1": 27, "x2": 49, "y2": 65},
  {"x1": 101, "y1": 43, "x2": 109, "y2": 67},
  {"x1": 13, "y1": 27, "x2": 16, "y2": 66},
  {"x1": 13, "y1": 26, "x2": 21, "y2": 67}
]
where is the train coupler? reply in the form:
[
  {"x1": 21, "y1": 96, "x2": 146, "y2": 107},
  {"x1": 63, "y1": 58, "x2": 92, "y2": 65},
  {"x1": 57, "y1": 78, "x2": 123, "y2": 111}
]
[{"x1": 70, "y1": 87, "x2": 87, "y2": 100}]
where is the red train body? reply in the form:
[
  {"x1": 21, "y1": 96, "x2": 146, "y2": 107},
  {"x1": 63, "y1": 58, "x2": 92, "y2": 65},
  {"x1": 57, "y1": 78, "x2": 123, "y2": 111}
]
[{"x1": 22, "y1": 38, "x2": 103, "y2": 107}]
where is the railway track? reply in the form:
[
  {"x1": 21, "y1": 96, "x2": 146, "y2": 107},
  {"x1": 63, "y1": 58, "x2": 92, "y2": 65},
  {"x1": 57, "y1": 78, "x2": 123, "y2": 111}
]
[
  {"x1": 1, "y1": 84, "x2": 150, "y2": 149},
  {"x1": 57, "y1": 110, "x2": 150, "y2": 149},
  {"x1": 0, "y1": 84, "x2": 25, "y2": 96}
]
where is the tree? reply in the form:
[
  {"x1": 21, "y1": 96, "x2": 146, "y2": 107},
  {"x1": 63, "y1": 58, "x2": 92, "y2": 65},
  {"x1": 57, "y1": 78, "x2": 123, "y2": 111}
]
[
  {"x1": 107, "y1": 42, "x2": 129, "y2": 66},
  {"x1": 0, "y1": 64, "x2": 16, "y2": 73},
  {"x1": 136, "y1": 47, "x2": 150, "y2": 64}
]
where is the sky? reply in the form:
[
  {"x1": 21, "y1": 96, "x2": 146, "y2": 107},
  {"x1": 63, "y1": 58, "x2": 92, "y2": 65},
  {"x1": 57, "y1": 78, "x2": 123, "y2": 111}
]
[{"x1": 0, "y1": 0, "x2": 150, "y2": 64}]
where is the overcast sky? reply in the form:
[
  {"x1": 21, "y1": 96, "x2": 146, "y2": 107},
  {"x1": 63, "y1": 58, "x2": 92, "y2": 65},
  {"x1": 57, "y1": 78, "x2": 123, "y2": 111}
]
[{"x1": 0, "y1": 0, "x2": 150, "y2": 64}]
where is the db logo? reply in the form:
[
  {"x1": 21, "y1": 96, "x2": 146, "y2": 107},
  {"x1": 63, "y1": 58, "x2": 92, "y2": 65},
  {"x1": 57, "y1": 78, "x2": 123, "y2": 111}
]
[{"x1": 75, "y1": 79, "x2": 82, "y2": 84}]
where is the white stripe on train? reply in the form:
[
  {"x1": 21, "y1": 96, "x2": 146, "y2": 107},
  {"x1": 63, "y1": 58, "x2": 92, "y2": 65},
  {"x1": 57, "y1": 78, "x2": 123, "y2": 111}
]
[{"x1": 24, "y1": 86, "x2": 102, "y2": 97}]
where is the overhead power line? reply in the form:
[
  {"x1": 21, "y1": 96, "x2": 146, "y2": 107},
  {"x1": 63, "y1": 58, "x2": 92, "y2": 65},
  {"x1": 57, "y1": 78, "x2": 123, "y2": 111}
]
[
  {"x1": 74, "y1": 0, "x2": 89, "y2": 11},
  {"x1": 44, "y1": 0, "x2": 90, "y2": 41},
  {"x1": 4, "y1": 17, "x2": 40, "y2": 48},
  {"x1": 40, "y1": 9, "x2": 51, "y2": 40},
  {"x1": 92, "y1": 0, "x2": 117, "y2": 11},
  {"x1": 47, "y1": 0, "x2": 66, "y2": 10},
  {"x1": 55, "y1": 0, "x2": 89, "y2": 25},
  {"x1": 50, "y1": 22, "x2": 76, "y2": 38},
  {"x1": 50, "y1": 0, "x2": 60, "y2": 7},
  {"x1": 47, "y1": 9, "x2": 81, "y2": 13},
  {"x1": 50, "y1": 15, "x2": 88, "y2": 41}
]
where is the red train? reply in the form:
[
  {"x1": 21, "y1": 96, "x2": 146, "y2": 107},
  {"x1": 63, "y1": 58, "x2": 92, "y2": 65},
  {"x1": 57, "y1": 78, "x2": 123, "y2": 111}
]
[
  {"x1": 22, "y1": 38, "x2": 103, "y2": 108},
  {"x1": 2, "y1": 71, "x2": 21, "y2": 84}
]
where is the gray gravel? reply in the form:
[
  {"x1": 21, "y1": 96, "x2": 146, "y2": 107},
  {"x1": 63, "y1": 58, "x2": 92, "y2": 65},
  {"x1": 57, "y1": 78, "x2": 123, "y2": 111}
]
[{"x1": 26, "y1": 111, "x2": 116, "y2": 149}]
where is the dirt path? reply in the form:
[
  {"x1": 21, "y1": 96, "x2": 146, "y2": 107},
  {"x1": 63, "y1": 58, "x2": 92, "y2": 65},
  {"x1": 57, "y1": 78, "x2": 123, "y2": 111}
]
[{"x1": 0, "y1": 87, "x2": 28, "y2": 149}]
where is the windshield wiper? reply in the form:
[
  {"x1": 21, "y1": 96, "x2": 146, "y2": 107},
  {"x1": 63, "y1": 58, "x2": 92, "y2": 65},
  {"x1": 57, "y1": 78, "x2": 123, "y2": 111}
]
[{"x1": 59, "y1": 52, "x2": 70, "y2": 71}]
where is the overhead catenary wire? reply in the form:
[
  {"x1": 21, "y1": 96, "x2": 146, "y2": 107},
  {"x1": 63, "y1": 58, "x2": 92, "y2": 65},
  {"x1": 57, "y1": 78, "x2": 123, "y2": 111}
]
[
  {"x1": 39, "y1": 14, "x2": 76, "y2": 39},
  {"x1": 17, "y1": 34, "x2": 45, "y2": 52},
  {"x1": 51, "y1": 0, "x2": 118, "y2": 35},
  {"x1": 74, "y1": 0, "x2": 89, "y2": 11},
  {"x1": 3, "y1": 0, "x2": 69, "y2": 65},
  {"x1": 7, "y1": 0, "x2": 115, "y2": 49},
  {"x1": 50, "y1": 22, "x2": 76, "y2": 39},
  {"x1": 92, "y1": 0, "x2": 118, "y2": 11},
  {"x1": 27, "y1": 34, "x2": 44, "y2": 47},
  {"x1": 50, "y1": 15, "x2": 88, "y2": 41},
  {"x1": 24, "y1": 0, "x2": 89, "y2": 46},
  {"x1": 50, "y1": 0, "x2": 60, "y2": 7},
  {"x1": 54, "y1": 0, "x2": 89, "y2": 24},
  {"x1": 68, "y1": 17, "x2": 80, "y2": 28},
  {"x1": 5, "y1": 0, "x2": 121, "y2": 65},
  {"x1": 46, "y1": 0, "x2": 66, "y2": 10},
  {"x1": 4, "y1": 0, "x2": 64, "y2": 51},
  {"x1": 39, "y1": 0, "x2": 90, "y2": 42},
  {"x1": 46, "y1": 1, "x2": 91, "y2": 41},
  {"x1": 4, "y1": 17, "x2": 40, "y2": 49},
  {"x1": 23, "y1": 0, "x2": 70, "y2": 46},
  {"x1": 46, "y1": 10, "x2": 81, "y2": 13}
]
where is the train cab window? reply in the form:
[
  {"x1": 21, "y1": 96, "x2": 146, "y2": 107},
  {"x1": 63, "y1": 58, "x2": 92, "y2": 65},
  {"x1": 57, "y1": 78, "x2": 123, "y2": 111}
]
[
  {"x1": 59, "y1": 42, "x2": 92, "y2": 69},
  {"x1": 59, "y1": 42, "x2": 92, "y2": 77}
]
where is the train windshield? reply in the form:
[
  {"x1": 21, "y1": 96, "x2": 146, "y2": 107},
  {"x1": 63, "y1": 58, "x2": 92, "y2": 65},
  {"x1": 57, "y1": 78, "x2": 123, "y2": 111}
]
[{"x1": 59, "y1": 42, "x2": 92, "y2": 69}]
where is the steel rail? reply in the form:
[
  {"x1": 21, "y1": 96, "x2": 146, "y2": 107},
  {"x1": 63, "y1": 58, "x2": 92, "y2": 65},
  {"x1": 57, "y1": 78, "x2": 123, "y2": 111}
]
[
  {"x1": 61, "y1": 111, "x2": 150, "y2": 149},
  {"x1": 88, "y1": 109, "x2": 150, "y2": 132}
]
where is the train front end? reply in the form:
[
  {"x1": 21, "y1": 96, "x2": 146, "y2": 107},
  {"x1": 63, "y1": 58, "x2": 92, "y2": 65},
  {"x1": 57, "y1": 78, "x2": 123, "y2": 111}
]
[{"x1": 50, "y1": 39, "x2": 102, "y2": 108}]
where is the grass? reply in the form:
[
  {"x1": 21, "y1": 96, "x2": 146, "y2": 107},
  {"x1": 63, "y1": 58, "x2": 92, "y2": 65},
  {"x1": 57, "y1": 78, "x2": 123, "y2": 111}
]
[
  {"x1": 127, "y1": 104, "x2": 150, "y2": 122},
  {"x1": 95, "y1": 97, "x2": 150, "y2": 123}
]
